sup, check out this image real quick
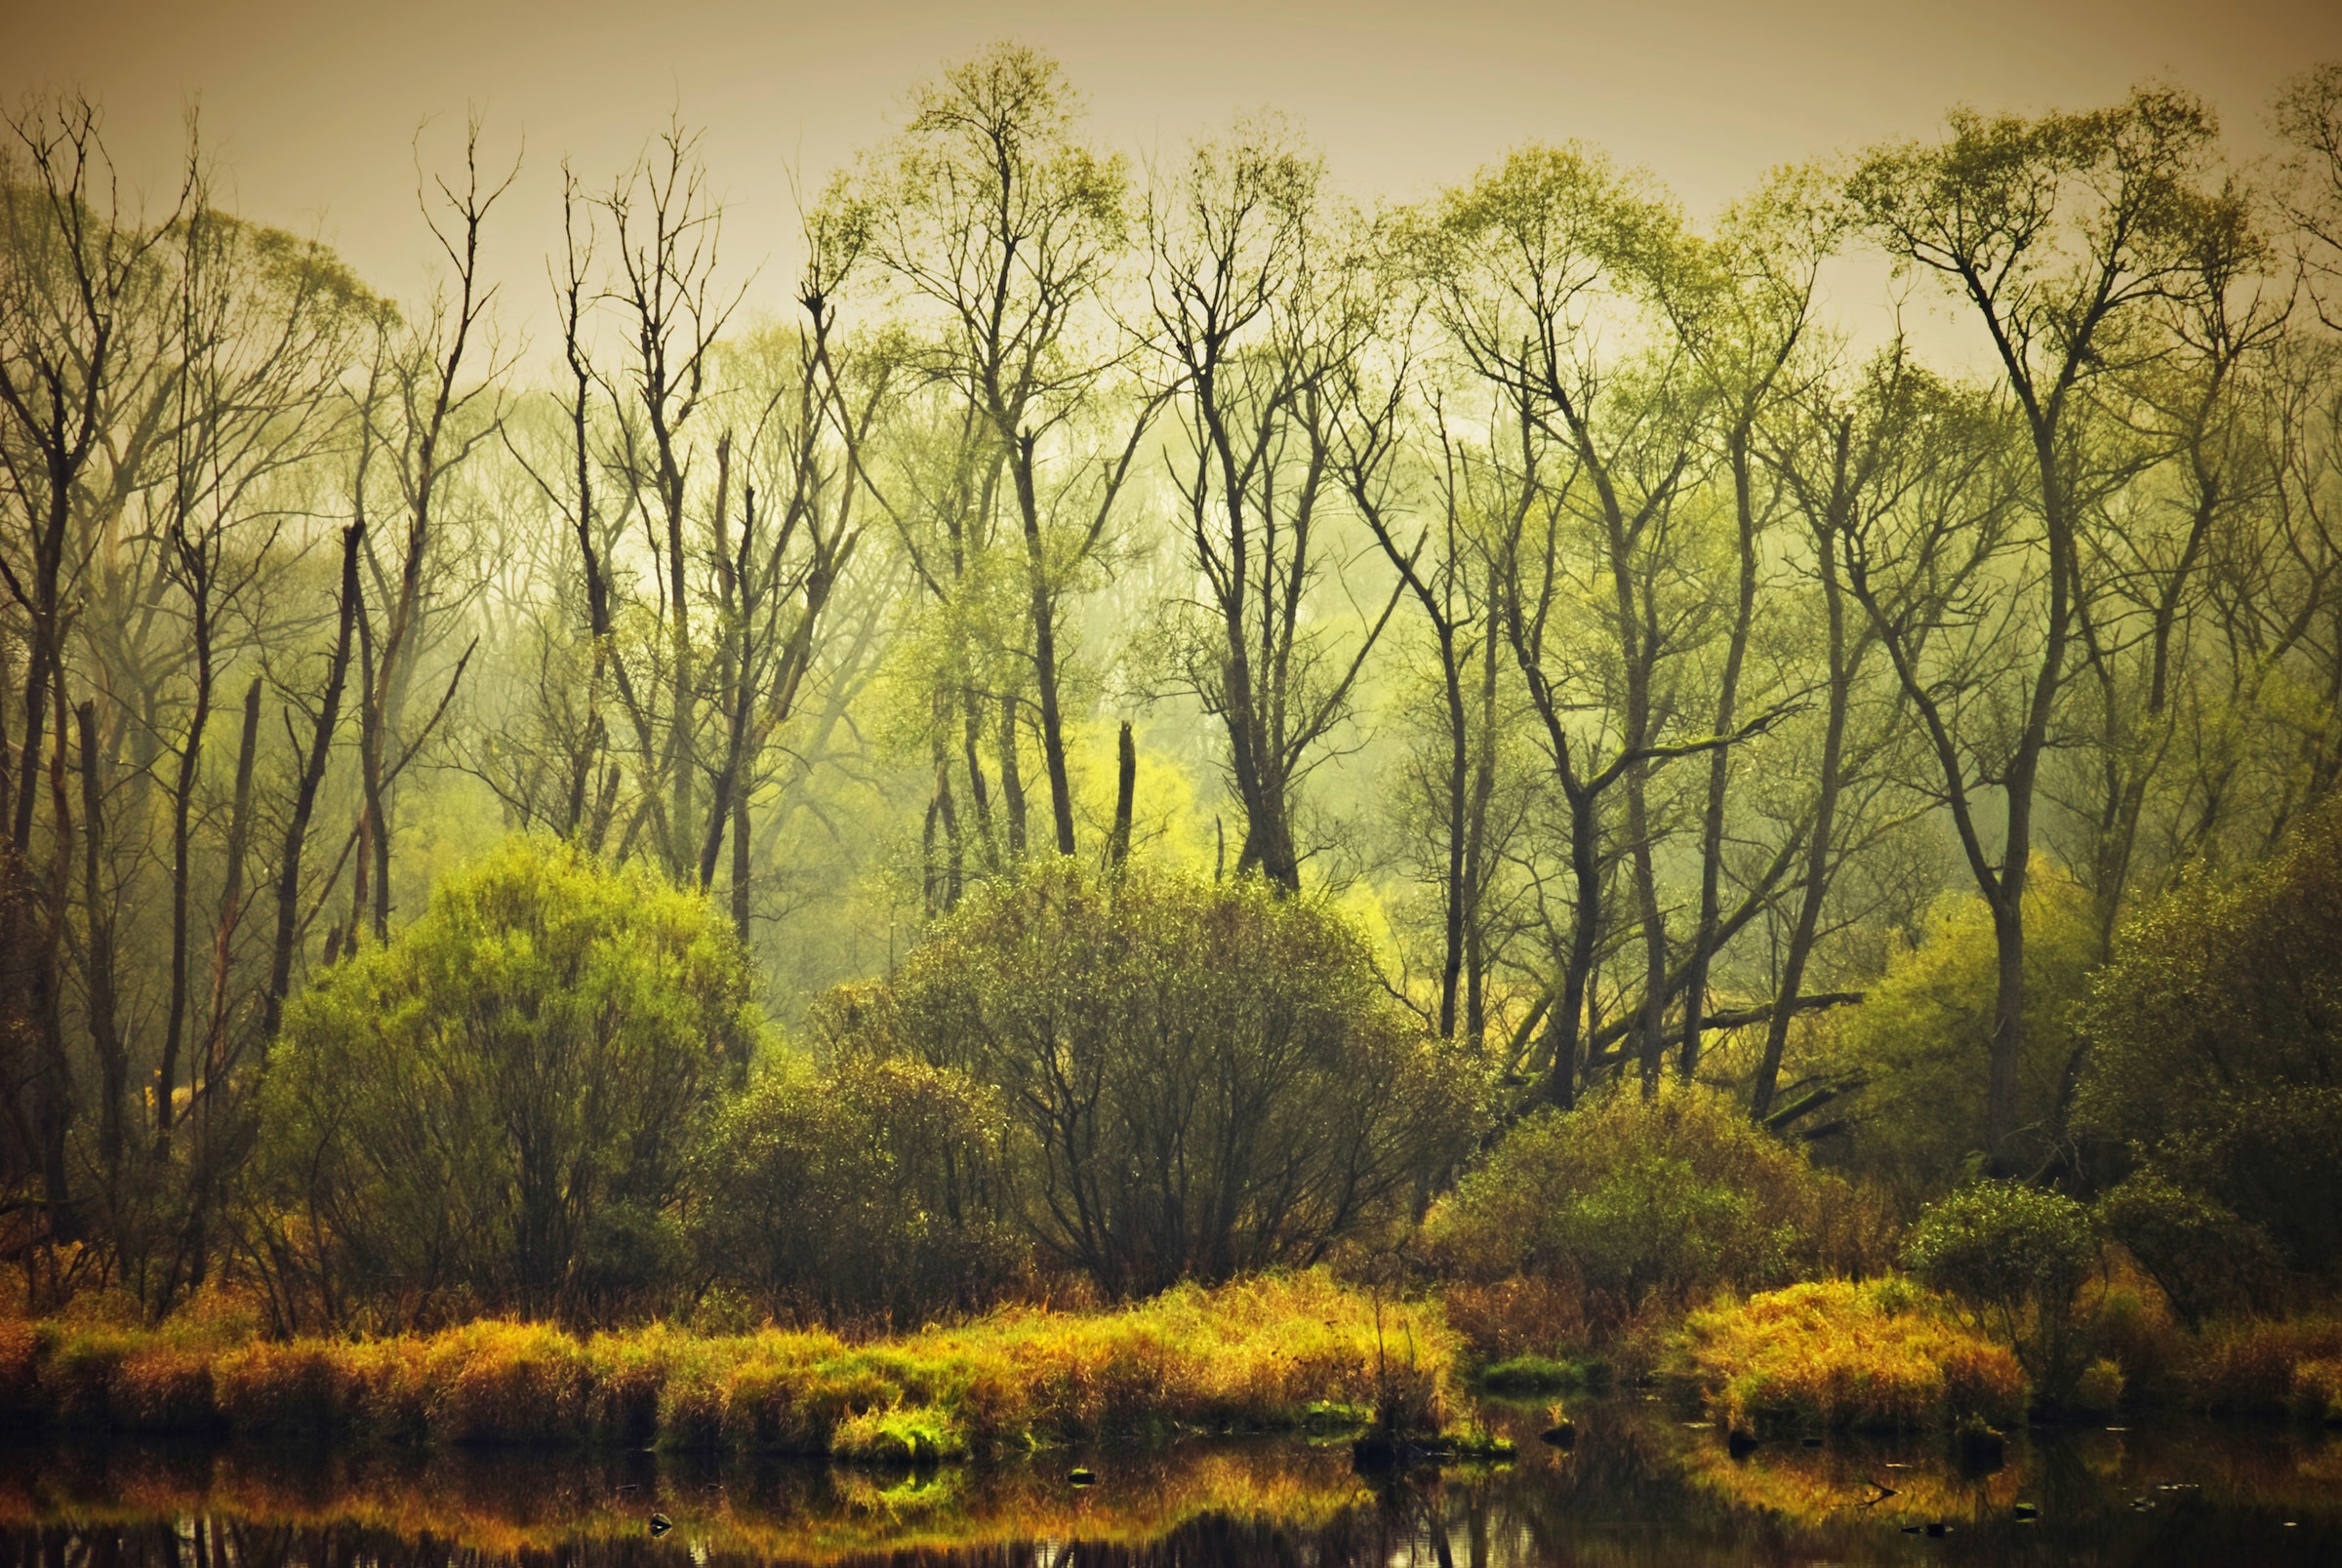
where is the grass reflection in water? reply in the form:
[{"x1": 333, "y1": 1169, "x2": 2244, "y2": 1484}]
[{"x1": 4, "y1": 1398, "x2": 2340, "y2": 1566}]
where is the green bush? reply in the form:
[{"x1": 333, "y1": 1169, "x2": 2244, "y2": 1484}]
[
  {"x1": 825, "y1": 859, "x2": 1486, "y2": 1298},
  {"x1": 2076, "y1": 800, "x2": 2342, "y2": 1292},
  {"x1": 2092, "y1": 1171, "x2": 2283, "y2": 1327},
  {"x1": 687, "y1": 1055, "x2": 1029, "y2": 1324},
  {"x1": 1904, "y1": 1180, "x2": 2096, "y2": 1394},
  {"x1": 1425, "y1": 1082, "x2": 1870, "y2": 1345},
  {"x1": 254, "y1": 835, "x2": 756, "y2": 1325}
]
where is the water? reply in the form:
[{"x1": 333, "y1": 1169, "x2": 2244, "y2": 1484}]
[{"x1": 3, "y1": 1397, "x2": 2337, "y2": 1566}]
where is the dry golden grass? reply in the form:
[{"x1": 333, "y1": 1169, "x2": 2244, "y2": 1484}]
[
  {"x1": 1674, "y1": 1279, "x2": 2025, "y2": 1434},
  {"x1": 0, "y1": 1269, "x2": 1453, "y2": 1456}
]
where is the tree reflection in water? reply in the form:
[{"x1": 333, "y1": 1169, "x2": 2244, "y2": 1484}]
[{"x1": 4, "y1": 1399, "x2": 2339, "y2": 1567}]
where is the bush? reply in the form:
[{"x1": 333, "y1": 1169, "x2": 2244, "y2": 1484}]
[
  {"x1": 1903, "y1": 1180, "x2": 2095, "y2": 1394},
  {"x1": 2092, "y1": 1171, "x2": 2284, "y2": 1326},
  {"x1": 2076, "y1": 800, "x2": 2342, "y2": 1291},
  {"x1": 687, "y1": 1055, "x2": 1029, "y2": 1324},
  {"x1": 1674, "y1": 1279, "x2": 2025, "y2": 1433},
  {"x1": 825, "y1": 860, "x2": 1486, "y2": 1298},
  {"x1": 254, "y1": 835, "x2": 756, "y2": 1325},
  {"x1": 1424, "y1": 1082, "x2": 1875, "y2": 1350}
]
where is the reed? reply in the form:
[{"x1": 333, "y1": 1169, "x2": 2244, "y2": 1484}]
[
  {"x1": 2179, "y1": 1314, "x2": 2342, "y2": 1419},
  {"x1": 0, "y1": 1269, "x2": 1454, "y2": 1456},
  {"x1": 1673, "y1": 1278, "x2": 2026, "y2": 1434}
]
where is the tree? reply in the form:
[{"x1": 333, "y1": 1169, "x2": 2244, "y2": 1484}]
[
  {"x1": 253, "y1": 835, "x2": 755, "y2": 1325},
  {"x1": 1416, "y1": 144, "x2": 1781, "y2": 1103},
  {"x1": 1147, "y1": 114, "x2": 1395, "y2": 893},
  {"x1": 1848, "y1": 86, "x2": 2227, "y2": 1170},
  {"x1": 0, "y1": 93, "x2": 184, "y2": 1247},
  {"x1": 829, "y1": 858, "x2": 1483, "y2": 1296},
  {"x1": 1634, "y1": 169, "x2": 1840, "y2": 1077},
  {"x1": 842, "y1": 43, "x2": 1151, "y2": 865}
]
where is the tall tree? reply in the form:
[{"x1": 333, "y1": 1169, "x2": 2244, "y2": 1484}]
[{"x1": 1849, "y1": 87, "x2": 2224, "y2": 1168}]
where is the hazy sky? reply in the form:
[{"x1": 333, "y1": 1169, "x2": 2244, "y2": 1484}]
[{"x1": 10, "y1": 0, "x2": 2341, "y2": 339}]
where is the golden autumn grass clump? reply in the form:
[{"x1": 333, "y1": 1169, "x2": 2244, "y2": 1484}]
[
  {"x1": 1673, "y1": 1279, "x2": 2024, "y2": 1434},
  {"x1": 0, "y1": 1269, "x2": 1454, "y2": 1458}
]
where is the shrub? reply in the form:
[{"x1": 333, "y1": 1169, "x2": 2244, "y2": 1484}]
[
  {"x1": 825, "y1": 860, "x2": 1486, "y2": 1298},
  {"x1": 2076, "y1": 800, "x2": 2342, "y2": 1290},
  {"x1": 1903, "y1": 1180, "x2": 2096, "y2": 1395},
  {"x1": 688, "y1": 1055, "x2": 1028, "y2": 1324},
  {"x1": 2071, "y1": 1357, "x2": 2125, "y2": 1416},
  {"x1": 1424, "y1": 1081, "x2": 1866, "y2": 1348},
  {"x1": 2092, "y1": 1171, "x2": 2284, "y2": 1326},
  {"x1": 1674, "y1": 1279, "x2": 2025, "y2": 1433},
  {"x1": 254, "y1": 835, "x2": 756, "y2": 1325}
]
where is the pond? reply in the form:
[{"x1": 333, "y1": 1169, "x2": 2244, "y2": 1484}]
[{"x1": 4, "y1": 1396, "x2": 2337, "y2": 1566}]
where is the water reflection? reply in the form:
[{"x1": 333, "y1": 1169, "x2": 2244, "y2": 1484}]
[{"x1": 3, "y1": 1398, "x2": 2338, "y2": 1566}]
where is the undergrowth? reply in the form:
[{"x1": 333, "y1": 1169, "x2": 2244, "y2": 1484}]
[
  {"x1": 0, "y1": 1270, "x2": 1455, "y2": 1457},
  {"x1": 1672, "y1": 1278, "x2": 2025, "y2": 1434}
]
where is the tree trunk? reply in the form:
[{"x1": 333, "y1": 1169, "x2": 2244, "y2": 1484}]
[
  {"x1": 263, "y1": 522, "x2": 362, "y2": 1042},
  {"x1": 157, "y1": 605, "x2": 215, "y2": 1152},
  {"x1": 1681, "y1": 431, "x2": 1760, "y2": 1076},
  {"x1": 75, "y1": 701, "x2": 126, "y2": 1205},
  {"x1": 1755, "y1": 522, "x2": 1848, "y2": 1119},
  {"x1": 1108, "y1": 719, "x2": 1136, "y2": 870},
  {"x1": 1014, "y1": 433, "x2": 1078, "y2": 857}
]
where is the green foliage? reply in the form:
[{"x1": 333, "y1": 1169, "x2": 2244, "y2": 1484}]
[
  {"x1": 1425, "y1": 1082, "x2": 1871, "y2": 1343},
  {"x1": 687, "y1": 1054, "x2": 1029, "y2": 1324},
  {"x1": 2076, "y1": 800, "x2": 2342, "y2": 1291},
  {"x1": 254, "y1": 836, "x2": 756, "y2": 1323},
  {"x1": 1818, "y1": 875, "x2": 2097, "y2": 1204},
  {"x1": 2092, "y1": 1171, "x2": 2283, "y2": 1327},
  {"x1": 1472, "y1": 1354, "x2": 1600, "y2": 1395},
  {"x1": 827, "y1": 858, "x2": 1485, "y2": 1298},
  {"x1": 1903, "y1": 1180, "x2": 2096, "y2": 1391}
]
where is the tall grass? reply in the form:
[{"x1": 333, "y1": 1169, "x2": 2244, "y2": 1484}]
[
  {"x1": 0, "y1": 1270, "x2": 1453, "y2": 1456},
  {"x1": 1673, "y1": 1279, "x2": 2025, "y2": 1434},
  {"x1": 2179, "y1": 1315, "x2": 2342, "y2": 1420}
]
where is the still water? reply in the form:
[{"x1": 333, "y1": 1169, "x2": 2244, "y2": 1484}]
[{"x1": 4, "y1": 1397, "x2": 2337, "y2": 1566}]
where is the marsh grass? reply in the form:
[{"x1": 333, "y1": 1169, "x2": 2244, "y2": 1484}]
[
  {"x1": 0, "y1": 1270, "x2": 1453, "y2": 1456},
  {"x1": 1673, "y1": 1279, "x2": 2025, "y2": 1434},
  {"x1": 2181, "y1": 1315, "x2": 2342, "y2": 1420}
]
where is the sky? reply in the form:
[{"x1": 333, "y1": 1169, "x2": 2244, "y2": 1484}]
[{"x1": 8, "y1": 0, "x2": 2341, "y2": 348}]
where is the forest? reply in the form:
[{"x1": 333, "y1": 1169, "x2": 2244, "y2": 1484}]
[{"x1": 4, "y1": 44, "x2": 2342, "y2": 1450}]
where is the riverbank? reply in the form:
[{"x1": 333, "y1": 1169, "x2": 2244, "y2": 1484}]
[
  {"x1": 1664, "y1": 1277, "x2": 2342, "y2": 1433},
  {"x1": 0, "y1": 1271, "x2": 1453, "y2": 1458}
]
